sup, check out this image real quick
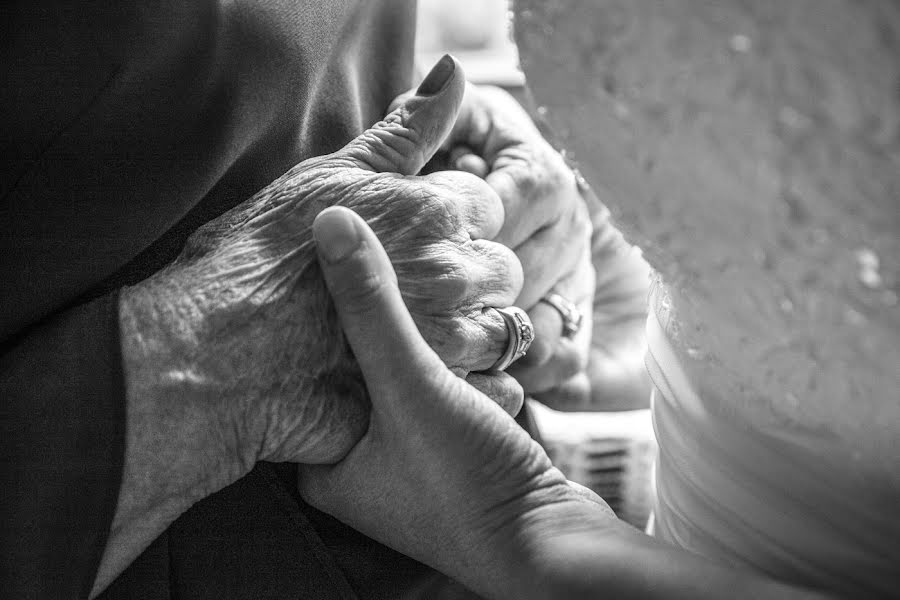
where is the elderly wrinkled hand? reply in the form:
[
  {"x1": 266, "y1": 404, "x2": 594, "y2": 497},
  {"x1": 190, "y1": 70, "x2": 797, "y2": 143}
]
[
  {"x1": 96, "y1": 56, "x2": 527, "y2": 594},
  {"x1": 393, "y1": 81, "x2": 652, "y2": 409},
  {"x1": 391, "y1": 82, "x2": 594, "y2": 398},
  {"x1": 121, "y1": 56, "x2": 518, "y2": 472}
]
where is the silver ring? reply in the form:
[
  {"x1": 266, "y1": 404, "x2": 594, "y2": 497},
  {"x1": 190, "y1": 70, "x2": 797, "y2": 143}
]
[
  {"x1": 540, "y1": 293, "x2": 583, "y2": 338},
  {"x1": 489, "y1": 307, "x2": 535, "y2": 371}
]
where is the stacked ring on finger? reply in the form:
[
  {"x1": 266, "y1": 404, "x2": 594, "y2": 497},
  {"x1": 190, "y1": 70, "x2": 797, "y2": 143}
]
[
  {"x1": 539, "y1": 292, "x2": 583, "y2": 338},
  {"x1": 489, "y1": 307, "x2": 535, "y2": 371}
]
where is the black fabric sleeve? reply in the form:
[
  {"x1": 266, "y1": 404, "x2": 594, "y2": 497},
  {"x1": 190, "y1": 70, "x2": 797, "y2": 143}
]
[{"x1": 0, "y1": 293, "x2": 126, "y2": 600}]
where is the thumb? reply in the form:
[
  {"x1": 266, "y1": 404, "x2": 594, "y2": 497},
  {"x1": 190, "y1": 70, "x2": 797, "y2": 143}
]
[
  {"x1": 336, "y1": 54, "x2": 466, "y2": 175},
  {"x1": 313, "y1": 206, "x2": 453, "y2": 399}
]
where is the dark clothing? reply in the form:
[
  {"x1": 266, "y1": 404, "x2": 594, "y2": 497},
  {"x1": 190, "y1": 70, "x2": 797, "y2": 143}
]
[
  {"x1": 97, "y1": 463, "x2": 476, "y2": 600},
  {"x1": 0, "y1": 2, "x2": 484, "y2": 597},
  {"x1": 0, "y1": 295, "x2": 125, "y2": 599}
]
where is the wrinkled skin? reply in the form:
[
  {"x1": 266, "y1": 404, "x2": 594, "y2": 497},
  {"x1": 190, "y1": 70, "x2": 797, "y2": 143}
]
[
  {"x1": 100, "y1": 57, "x2": 529, "y2": 595},
  {"x1": 159, "y1": 154, "x2": 524, "y2": 463},
  {"x1": 300, "y1": 206, "x2": 617, "y2": 600},
  {"x1": 99, "y1": 56, "x2": 637, "y2": 596},
  {"x1": 403, "y1": 83, "x2": 650, "y2": 409},
  {"x1": 393, "y1": 84, "x2": 595, "y2": 399},
  {"x1": 122, "y1": 63, "x2": 522, "y2": 471},
  {"x1": 301, "y1": 205, "x2": 827, "y2": 600}
]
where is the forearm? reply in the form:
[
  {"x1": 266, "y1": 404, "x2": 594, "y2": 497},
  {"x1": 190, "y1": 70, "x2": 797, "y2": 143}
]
[
  {"x1": 507, "y1": 506, "x2": 829, "y2": 600},
  {"x1": 619, "y1": 536, "x2": 829, "y2": 600}
]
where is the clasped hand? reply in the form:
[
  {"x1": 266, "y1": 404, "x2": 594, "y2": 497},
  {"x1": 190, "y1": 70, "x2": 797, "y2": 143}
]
[
  {"x1": 301, "y1": 206, "x2": 617, "y2": 600},
  {"x1": 98, "y1": 55, "x2": 600, "y2": 595},
  {"x1": 121, "y1": 56, "x2": 530, "y2": 476}
]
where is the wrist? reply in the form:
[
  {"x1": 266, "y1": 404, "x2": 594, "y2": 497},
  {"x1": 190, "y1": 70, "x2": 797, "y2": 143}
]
[
  {"x1": 504, "y1": 508, "x2": 827, "y2": 600},
  {"x1": 119, "y1": 276, "x2": 253, "y2": 497},
  {"x1": 502, "y1": 497, "x2": 633, "y2": 600},
  {"x1": 95, "y1": 277, "x2": 252, "y2": 594},
  {"x1": 464, "y1": 478, "x2": 624, "y2": 600}
]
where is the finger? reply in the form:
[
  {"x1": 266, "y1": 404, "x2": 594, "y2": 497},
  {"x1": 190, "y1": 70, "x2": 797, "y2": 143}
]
[
  {"x1": 508, "y1": 336, "x2": 584, "y2": 394},
  {"x1": 465, "y1": 372, "x2": 524, "y2": 417},
  {"x1": 517, "y1": 300, "x2": 565, "y2": 368},
  {"x1": 517, "y1": 247, "x2": 594, "y2": 368},
  {"x1": 394, "y1": 238, "x2": 522, "y2": 315},
  {"x1": 336, "y1": 54, "x2": 466, "y2": 176},
  {"x1": 513, "y1": 200, "x2": 592, "y2": 309},
  {"x1": 422, "y1": 170, "x2": 505, "y2": 240},
  {"x1": 449, "y1": 145, "x2": 489, "y2": 178},
  {"x1": 464, "y1": 239, "x2": 524, "y2": 307},
  {"x1": 418, "y1": 309, "x2": 501, "y2": 372},
  {"x1": 433, "y1": 241, "x2": 523, "y2": 372},
  {"x1": 487, "y1": 150, "x2": 577, "y2": 249},
  {"x1": 487, "y1": 167, "x2": 554, "y2": 249},
  {"x1": 513, "y1": 292, "x2": 593, "y2": 394},
  {"x1": 424, "y1": 307, "x2": 509, "y2": 373},
  {"x1": 313, "y1": 206, "x2": 451, "y2": 399},
  {"x1": 447, "y1": 84, "x2": 541, "y2": 163},
  {"x1": 533, "y1": 371, "x2": 593, "y2": 411}
]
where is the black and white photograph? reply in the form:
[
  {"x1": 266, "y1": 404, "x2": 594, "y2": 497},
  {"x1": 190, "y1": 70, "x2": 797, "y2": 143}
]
[{"x1": 2, "y1": 1, "x2": 898, "y2": 598}]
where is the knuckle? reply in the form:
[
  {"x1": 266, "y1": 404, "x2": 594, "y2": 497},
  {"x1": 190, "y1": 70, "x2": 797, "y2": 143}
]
[
  {"x1": 366, "y1": 185, "x2": 461, "y2": 250},
  {"x1": 465, "y1": 187, "x2": 504, "y2": 238},
  {"x1": 529, "y1": 152, "x2": 578, "y2": 217},
  {"x1": 432, "y1": 255, "x2": 472, "y2": 302},
  {"x1": 496, "y1": 243, "x2": 525, "y2": 291},
  {"x1": 437, "y1": 309, "x2": 508, "y2": 371},
  {"x1": 394, "y1": 243, "x2": 472, "y2": 309},
  {"x1": 466, "y1": 240, "x2": 524, "y2": 304},
  {"x1": 478, "y1": 308, "x2": 510, "y2": 361},
  {"x1": 347, "y1": 121, "x2": 425, "y2": 173},
  {"x1": 447, "y1": 259, "x2": 474, "y2": 300},
  {"x1": 548, "y1": 152, "x2": 576, "y2": 190},
  {"x1": 428, "y1": 316, "x2": 472, "y2": 366},
  {"x1": 394, "y1": 183, "x2": 464, "y2": 239},
  {"x1": 510, "y1": 166, "x2": 539, "y2": 201},
  {"x1": 425, "y1": 171, "x2": 504, "y2": 239}
]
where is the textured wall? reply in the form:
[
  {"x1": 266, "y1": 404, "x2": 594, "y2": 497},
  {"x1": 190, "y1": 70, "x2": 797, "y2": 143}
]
[{"x1": 516, "y1": 0, "x2": 899, "y2": 475}]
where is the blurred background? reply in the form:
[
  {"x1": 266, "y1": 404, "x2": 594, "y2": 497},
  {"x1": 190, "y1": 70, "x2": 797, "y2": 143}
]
[{"x1": 415, "y1": 0, "x2": 523, "y2": 87}]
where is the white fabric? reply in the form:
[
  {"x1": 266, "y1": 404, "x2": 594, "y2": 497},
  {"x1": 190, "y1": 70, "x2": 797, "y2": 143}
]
[{"x1": 646, "y1": 280, "x2": 900, "y2": 598}]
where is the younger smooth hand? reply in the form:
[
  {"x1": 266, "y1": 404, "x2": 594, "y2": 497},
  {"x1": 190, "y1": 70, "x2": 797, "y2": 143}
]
[{"x1": 299, "y1": 206, "x2": 615, "y2": 599}]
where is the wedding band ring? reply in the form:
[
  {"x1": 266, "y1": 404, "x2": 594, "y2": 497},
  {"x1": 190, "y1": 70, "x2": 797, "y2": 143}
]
[
  {"x1": 540, "y1": 293, "x2": 583, "y2": 338},
  {"x1": 490, "y1": 307, "x2": 535, "y2": 371}
]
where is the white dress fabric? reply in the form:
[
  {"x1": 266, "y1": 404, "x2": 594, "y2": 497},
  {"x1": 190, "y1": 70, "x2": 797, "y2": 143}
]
[{"x1": 646, "y1": 280, "x2": 900, "y2": 598}]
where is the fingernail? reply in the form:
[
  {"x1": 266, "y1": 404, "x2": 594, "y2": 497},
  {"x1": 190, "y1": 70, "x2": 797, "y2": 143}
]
[
  {"x1": 314, "y1": 207, "x2": 362, "y2": 263},
  {"x1": 416, "y1": 54, "x2": 455, "y2": 96}
]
